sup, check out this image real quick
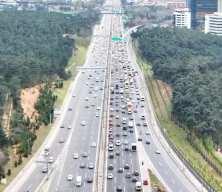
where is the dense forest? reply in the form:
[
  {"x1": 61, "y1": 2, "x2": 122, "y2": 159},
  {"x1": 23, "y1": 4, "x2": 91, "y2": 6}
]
[
  {"x1": 0, "y1": 8, "x2": 100, "y2": 165},
  {"x1": 132, "y1": 27, "x2": 222, "y2": 145}
]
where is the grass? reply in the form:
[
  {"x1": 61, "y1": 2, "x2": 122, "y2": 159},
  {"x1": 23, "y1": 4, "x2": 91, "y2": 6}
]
[
  {"x1": 148, "y1": 169, "x2": 166, "y2": 192},
  {"x1": 0, "y1": 36, "x2": 90, "y2": 190},
  {"x1": 54, "y1": 36, "x2": 90, "y2": 107},
  {"x1": 133, "y1": 43, "x2": 222, "y2": 191}
]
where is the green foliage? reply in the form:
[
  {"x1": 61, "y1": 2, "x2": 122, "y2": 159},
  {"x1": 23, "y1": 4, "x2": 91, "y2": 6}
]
[
  {"x1": 0, "y1": 9, "x2": 100, "y2": 109},
  {"x1": 35, "y1": 84, "x2": 56, "y2": 125},
  {"x1": 133, "y1": 27, "x2": 222, "y2": 145},
  {"x1": 0, "y1": 128, "x2": 8, "y2": 148}
]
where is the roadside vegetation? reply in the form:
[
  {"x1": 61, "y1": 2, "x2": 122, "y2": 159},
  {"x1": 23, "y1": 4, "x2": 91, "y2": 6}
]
[
  {"x1": 132, "y1": 27, "x2": 222, "y2": 191},
  {"x1": 0, "y1": 8, "x2": 100, "y2": 184}
]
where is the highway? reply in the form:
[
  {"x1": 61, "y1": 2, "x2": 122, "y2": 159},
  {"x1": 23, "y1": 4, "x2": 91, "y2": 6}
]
[{"x1": 4, "y1": 0, "x2": 209, "y2": 191}]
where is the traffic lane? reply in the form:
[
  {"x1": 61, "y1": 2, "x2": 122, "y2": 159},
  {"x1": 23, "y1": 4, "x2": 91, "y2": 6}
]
[
  {"x1": 131, "y1": 80, "x2": 193, "y2": 191},
  {"x1": 16, "y1": 72, "x2": 91, "y2": 192},
  {"x1": 107, "y1": 106, "x2": 140, "y2": 191},
  {"x1": 51, "y1": 85, "x2": 104, "y2": 191}
]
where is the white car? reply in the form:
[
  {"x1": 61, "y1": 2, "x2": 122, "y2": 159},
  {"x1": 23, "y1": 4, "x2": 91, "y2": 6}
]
[
  {"x1": 115, "y1": 140, "x2": 121, "y2": 146},
  {"x1": 91, "y1": 142, "x2": 97, "y2": 148},
  {"x1": 81, "y1": 121, "x2": 86, "y2": 126},
  {"x1": 155, "y1": 150, "x2": 161, "y2": 154},
  {"x1": 48, "y1": 156, "x2": 54, "y2": 164},
  {"x1": 107, "y1": 173, "x2": 113, "y2": 179},
  {"x1": 67, "y1": 174, "x2": 73, "y2": 181},
  {"x1": 73, "y1": 153, "x2": 79, "y2": 159},
  {"x1": 67, "y1": 125, "x2": 72, "y2": 129}
]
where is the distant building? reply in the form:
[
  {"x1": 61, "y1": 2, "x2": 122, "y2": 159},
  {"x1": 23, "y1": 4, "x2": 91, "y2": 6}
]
[
  {"x1": 173, "y1": 8, "x2": 191, "y2": 29},
  {"x1": 205, "y1": 0, "x2": 222, "y2": 36},
  {"x1": 188, "y1": 0, "x2": 218, "y2": 28},
  {"x1": 205, "y1": 12, "x2": 222, "y2": 35}
]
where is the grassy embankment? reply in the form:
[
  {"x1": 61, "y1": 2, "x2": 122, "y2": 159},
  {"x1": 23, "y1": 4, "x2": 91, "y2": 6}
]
[
  {"x1": 0, "y1": 36, "x2": 89, "y2": 191},
  {"x1": 148, "y1": 169, "x2": 166, "y2": 192},
  {"x1": 133, "y1": 43, "x2": 222, "y2": 191}
]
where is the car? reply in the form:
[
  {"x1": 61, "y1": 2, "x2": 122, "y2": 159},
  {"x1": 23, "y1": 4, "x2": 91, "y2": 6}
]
[
  {"x1": 85, "y1": 97, "x2": 89, "y2": 101},
  {"x1": 109, "y1": 153, "x2": 114, "y2": 159},
  {"x1": 155, "y1": 150, "x2": 161, "y2": 154},
  {"x1": 73, "y1": 153, "x2": 79, "y2": 159},
  {"x1": 115, "y1": 133, "x2": 120, "y2": 137},
  {"x1": 108, "y1": 143, "x2": 114, "y2": 151},
  {"x1": 116, "y1": 150, "x2": 120, "y2": 156},
  {"x1": 116, "y1": 186, "x2": 123, "y2": 192},
  {"x1": 72, "y1": 95, "x2": 76, "y2": 98},
  {"x1": 145, "y1": 140, "x2": 150, "y2": 145},
  {"x1": 68, "y1": 107, "x2": 72, "y2": 111},
  {"x1": 108, "y1": 164, "x2": 114, "y2": 170},
  {"x1": 86, "y1": 177, "x2": 93, "y2": 183},
  {"x1": 91, "y1": 142, "x2": 97, "y2": 148},
  {"x1": 136, "y1": 123, "x2": 141, "y2": 126},
  {"x1": 122, "y1": 132, "x2": 128, "y2": 137},
  {"x1": 129, "y1": 129, "x2": 134, "y2": 133},
  {"x1": 107, "y1": 173, "x2": 113, "y2": 179},
  {"x1": 118, "y1": 168, "x2": 124, "y2": 173},
  {"x1": 67, "y1": 125, "x2": 72, "y2": 129},
  {"x1": 124, "y1": 164, "x2": 130, "y2": 170},
  {"x1": 59, "y1": 138, "x2": 65, "y2": 143},
  {"x1": 125, "y1": 172, "x2": 131, "y2": 179},
  {"x1": 81, "y1": 121, "x2": 86, "y2": 126},
  {"x1": 132, "y1": 176, "x2": 138, "y2": 182},
  {"x1": 60, "y1": 125, "x2": 65, "y2": 129},
  {"x1": 67, "y1": 174, "x2": 73, "y2": 181},
  {"x1": 138, "y1": 137, "x2": 142, "y2": 141},
  {"x1": 41, "y1": 166, "x2": 48, "y2": 173},
  {"x1": 133, "y1": 170, "x2": 140, "y2": 176},
  {"x1": 145, "y1": 131, "x2": 150, "y2": 135},
  {"x1": 115, "y1": 140, "x2": 121, "y2": 146},
  {"x1": 80, "y1": 163, "x2": 86, "y2": 168},
  {"x1": 124, "y1": 146, "x2": 129, "y2": 151},
  {"x1": 143, "y1": 122, "x2": 148, "y2": 127},
  {"x1": 48, "y1": 156, "x2": 54, "y2": 164},
  {"x1": 96, "y1": 107, "x2": 101, "y2": 111},
  {"x1": 140, "y1": 115, "x2": 145, "y2": 120},
  {"x1": 81, "y1": 152, "x2": 88, "y2": 158},
  {"x1": 123, "y1": 140, "x2": 128, "y2": 145},
  {"x1": 88, "y1": 163, "x2": 94, "y2": 169},
  {"x1": 96, "y1": 114, "x2": 99, "y2": 117}
]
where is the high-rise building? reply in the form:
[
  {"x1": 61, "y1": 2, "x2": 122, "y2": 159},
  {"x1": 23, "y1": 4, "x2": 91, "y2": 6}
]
[
  {"x1": 188, "y1": 0, "x2": 218, "y2": 27},
  {"x1": 173, "y1": 8, "x2": 191, "y2": 29},
  {"x1": 205, "y1": 0, "x2": 222, "y2": 36}
]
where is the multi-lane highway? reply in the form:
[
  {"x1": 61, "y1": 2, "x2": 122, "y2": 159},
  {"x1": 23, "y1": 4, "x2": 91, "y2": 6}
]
[{"x1": 4, "y1": 0, "x2": 209, "y2": 191}]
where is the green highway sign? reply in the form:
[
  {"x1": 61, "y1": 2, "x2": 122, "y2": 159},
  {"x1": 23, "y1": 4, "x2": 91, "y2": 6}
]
[{"x1": 111, "y1": 36, "x2": 126, "y2": 42}]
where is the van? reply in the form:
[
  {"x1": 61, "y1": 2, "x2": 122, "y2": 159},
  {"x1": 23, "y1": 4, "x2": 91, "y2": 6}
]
[
  {"x1": 76, "y1": 176, "x2": 82, "y2": 187},
  {"x1": 135, "y1": 181, "x2": 142, "y2": 191}
]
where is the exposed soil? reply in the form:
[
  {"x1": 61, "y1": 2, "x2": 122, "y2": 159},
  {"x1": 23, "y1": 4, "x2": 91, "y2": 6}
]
[{"x1": 20, "y1": 85, "x2": 41, "y2": 121}]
